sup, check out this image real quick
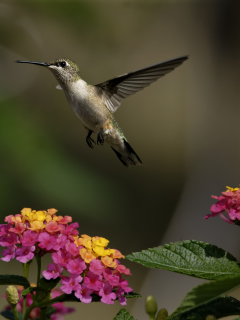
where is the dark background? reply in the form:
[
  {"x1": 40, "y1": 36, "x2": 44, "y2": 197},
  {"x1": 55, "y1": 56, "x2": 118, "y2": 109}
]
[{"x1": 1, "y1": 1, "x2": 240, "y2": 319}]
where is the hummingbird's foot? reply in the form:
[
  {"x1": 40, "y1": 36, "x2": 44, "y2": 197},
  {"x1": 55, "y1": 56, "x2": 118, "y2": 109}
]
[
  {"x1": 97, "y1": 130, "x2": 104, "y2": 146},
  {"x1": 86, "y1": 130, "x2": 96, "y2": 149}
]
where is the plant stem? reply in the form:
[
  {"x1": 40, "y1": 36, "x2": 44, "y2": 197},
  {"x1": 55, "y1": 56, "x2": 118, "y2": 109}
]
[
  {"x1": 22, "y1": 262, "x2": 30, "y2": 317},
  {"x1": 35, "y1": 254, "x2": 41, "y2": 287},
  {"x1": 11, "y1": 304, "x2": 19, "y2": 320},
  {"x1": 23, "y1": 302, "x2": 37, "y2": 320}
]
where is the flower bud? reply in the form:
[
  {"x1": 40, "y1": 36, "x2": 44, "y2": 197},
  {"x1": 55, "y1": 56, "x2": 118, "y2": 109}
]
[
  {"x1": 156, "y1": 308, "x2": 168, "y2": 320},
  {"x1": 145, "y1": 295, "x2": 158, "y2": 319},
  {"x1": 6, "y1": 286, "x2": 19, "y2": 305}
]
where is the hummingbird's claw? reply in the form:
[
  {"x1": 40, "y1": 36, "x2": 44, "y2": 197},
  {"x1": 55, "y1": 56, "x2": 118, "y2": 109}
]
[
  {"x1": 97, "y1": 130, "x2": 104, "y2": 146},
  {"x1": 86, "y1": 130, "x2": 96, "y2": 149}
]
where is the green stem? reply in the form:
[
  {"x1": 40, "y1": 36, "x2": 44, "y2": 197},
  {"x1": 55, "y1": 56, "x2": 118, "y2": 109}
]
[
  {"x1": 23, "y1": 302, "x2": 37, "y2": 320},
  {"x1": 39, "y1": 293, "x2": 68, "y2": 308},
  {"x1": 11, "y1": 304, "x2": 19, "y2": 320},
  {"x1": 35, "y1": 254, "x2": 41, "y2": 287},
  {"x1": 22, "y1": 262, "x2": 30, "y2": 317}
]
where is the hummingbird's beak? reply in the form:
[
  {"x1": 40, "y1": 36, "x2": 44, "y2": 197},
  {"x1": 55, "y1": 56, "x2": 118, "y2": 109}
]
[{"x1": 15, "y1": 60, "x2": 50, "y2": 67}]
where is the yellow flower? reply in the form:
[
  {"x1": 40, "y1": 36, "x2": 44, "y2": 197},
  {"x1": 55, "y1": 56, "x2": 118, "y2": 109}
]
[
  {"x1": 226, "y1": 186, "x2": 239, "y2": 193},
  {"x1": 101, "y1": 256, "x2": 117, "y2": 268},
  {"x1": 29, "y1": 220, "x2": 45, "y2": 231},
  {"x1": 79, "y1": 248, "x2": 98, "y2": 263},
  {"x1": 92, "y1": 237, "x2": 109, "y2": 248}
]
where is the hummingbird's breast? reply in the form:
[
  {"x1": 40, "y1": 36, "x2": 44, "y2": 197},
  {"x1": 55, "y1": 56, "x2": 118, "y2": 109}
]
[{"x1": 63, "y1": 79, "x2": 110, "y2": 132}]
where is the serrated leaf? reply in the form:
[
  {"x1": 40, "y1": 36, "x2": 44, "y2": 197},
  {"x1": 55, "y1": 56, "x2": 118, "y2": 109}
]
[
  {"x1": 126, "y1": 240, "x2": 240, "y2": 280},
  {"x1": 1, "y1": 310, "x2": 23, "y2": 320},
  {"x1": 113, "y1": 308, "x2": 136, "y2": 320},
  {"x1": 168, "y1": 296, "x2": 240, "y2": 320},
  {"x1": 0, "y1": 275, "x2": 30, "y2": 288},
  {"x1": 168, "y1": 275, "x2": 240, "y2": 319}
]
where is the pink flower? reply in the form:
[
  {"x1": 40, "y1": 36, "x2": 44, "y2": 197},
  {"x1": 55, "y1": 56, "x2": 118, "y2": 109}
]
[
  {"x1": 53, "y1": 234, "x2": 68, "y2": 251},
  {"x1": 1, "y1": 247, "x2": 15, "y2": 262},
  {"x1": 65, "y1": 258, "x2": 86, "y2": 275},
  {"x1": 119, "y1": 279, "x2": 132, "y2": 293},
  {"x1": 42, "y1": 263, "x2": 63, "y2": 280},
  {"x1": 52, "y1": 249, "x2": 71, "y2": 267},
  {"x1": 115, "y1": 288, "x2": 127, "y2": 305},
  {"x1": 9, "y1": 222, "x2": 26, "y2": 235},
  {"x1": 83, "y1": 271, "x2": 103, "y2": 291},
  {"x1": 89, "y1": 259, "x2": 105, "y2": 275},
  {"x1": 21, "y1": 230, "x2": 38, "y2": 246},
  {"x1": 99, "y1": 282, "x2": 116, "y2": 304},
  {"x1": 205, "y1": 186, "x2": 240, "y2": 225},
  {"x1": 15, "y1": 246, "x2": 35, "y2": 263},
  {"x1": 75, "y1": 283, "x2": 94, "y2": 303},
  {"x1": 103, "y1": 268, "x2": 120, "y2": 286},
  {"x1": 38, "y1": 232, "x2": 57, "y2": 251},
  {"x1": 45, "y1": 221, "x2": 64, "y2": 234},
  {"x1": 65, "y1": 242, "x2": 79, "y2": 256},
  {"x1": 60, "y1": 274, "x2": 82, "y2": 294}
]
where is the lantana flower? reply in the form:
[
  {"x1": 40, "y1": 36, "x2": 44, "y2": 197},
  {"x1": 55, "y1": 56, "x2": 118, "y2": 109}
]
[
  {"x1": 205, "y1": 186, "x2": 240, "y2": 224},
  {"x1": 0, "y1": 208, "x2": 132, "y2": 305}
]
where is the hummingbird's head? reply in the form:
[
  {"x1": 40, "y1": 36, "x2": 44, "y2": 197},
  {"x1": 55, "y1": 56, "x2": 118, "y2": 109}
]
[{"x1": 15, "y1": 58, "x2": 80, "y2": 84}]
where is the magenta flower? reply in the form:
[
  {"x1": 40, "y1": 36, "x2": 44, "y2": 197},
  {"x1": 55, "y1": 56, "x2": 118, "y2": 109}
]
[
  {"x1": 21, "y1": 230, "x2": 38, "y2": 246},
  {"x1": 60, "y1": 274, "x2": 82, "y2": 294},
  {"x1": 15, "y1": 246, "x2": 35, "y2": 263},
  {"x1": 42, "y1": 263, "x2": 63, "y2": 280},
  {"x1": 103, "y1": 268, "x2": 120, "y2": 286},
  {"x1": 52, "y1": 250, "x2": 71, "y2": 267},
  {"x1": 65, "y1": 258, "x2": 86, "y2": 275},
  {"x1": 1, "y1": 247, "x2": 15, "y2": 262},
  {"x1": 0, "y1": 208, "x2": 133, "y2": 307},
  {"x1": 205, "y1": 186, "x2": 240, "y2": 224},
  {"x1": 38, "y1": 232, "x2": 57, "y2": 251},
  {"x1": 89, "y1": 259, "x2": 105, "y2": 275},
  {"x1": 53, "y1": 234, "x2": 68, "y2": 251},
  {"x1": 99, "y1": 282, "x2": 117, "y2": 305},
  {"x1": 75, "y1": 283, "x2": 94, "y2": 303},
  {"x1": 65, "y1": 242, "x2": 79, "y2": 256},
  {"x1": 83, "y1": 271, "x2": 103, "y2": 291},
  {"x1": 115, "y1": 288, "x2": 127, "y2": 306}
]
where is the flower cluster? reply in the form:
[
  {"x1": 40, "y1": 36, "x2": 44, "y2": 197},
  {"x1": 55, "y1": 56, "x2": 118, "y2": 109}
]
[
  {"x1": 0, "y1": 208, "x2": 132, "y2": 305},
  {"x1": 204, "y1": 186, "x2": 240, "y2": 224},
  {"x1": 3, "y1": 285, "x2": 74, "y2": 320}
]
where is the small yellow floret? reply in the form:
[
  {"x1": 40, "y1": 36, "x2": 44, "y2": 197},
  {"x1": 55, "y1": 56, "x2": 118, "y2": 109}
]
[{"x1": 226, "y1": 186, "x2": 239, "y2": 193}]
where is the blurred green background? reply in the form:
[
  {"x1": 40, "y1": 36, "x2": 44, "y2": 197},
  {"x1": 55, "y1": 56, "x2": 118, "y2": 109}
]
[{"x1": 1, "y1": 0, "x2": 240, "y2": 319}]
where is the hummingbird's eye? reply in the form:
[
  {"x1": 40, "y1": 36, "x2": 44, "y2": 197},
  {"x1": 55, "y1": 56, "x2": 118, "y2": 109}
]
[{"x1": 60, "y1": 61, "x2": 67, "y2": 68}]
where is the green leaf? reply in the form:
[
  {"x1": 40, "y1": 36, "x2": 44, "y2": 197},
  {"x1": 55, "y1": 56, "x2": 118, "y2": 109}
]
[
  {"x1": 0, "y1": 275, "x2": 30, "y2": 288},
  {"x1": 113, "y1": 308, "x2": 136, "y2": 320},
  {"x1": 124, "y1": 292, "x2": 141, "y2": 299},
  {"x1": 21, "y1": 286, "x2": 47, "y2": 297},
  {"x1": 168, "y1": 275, "x2": 240, "y2": 319},
  {"x1": 126, "y1": 240, "x2": 240, "y2": 280},
  {"x1": 38, "y1": 277, "x2": 60, "y2": 292},
  {"x1": 168, "y1": 296, "x2": 240, "y2": 320},
  {"x1": 1, "y1": 310, "x2": 23, "y2": 320}
]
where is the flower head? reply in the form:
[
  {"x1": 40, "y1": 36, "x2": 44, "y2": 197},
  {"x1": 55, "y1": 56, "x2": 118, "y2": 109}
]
[
  {"x1": 205, "y1": 186, "x2": 240, "y2": 224},
  {"x1": 0, "y1": 208, "x2": 132, "y2": 305}
]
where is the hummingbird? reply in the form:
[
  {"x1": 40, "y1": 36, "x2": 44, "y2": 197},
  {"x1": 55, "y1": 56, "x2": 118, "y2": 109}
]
[{"x1": 15, "y1": 55, "x2": 188, "y2": 167}]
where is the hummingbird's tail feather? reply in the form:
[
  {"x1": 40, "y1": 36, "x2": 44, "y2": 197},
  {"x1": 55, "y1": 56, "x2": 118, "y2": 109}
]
[{"x1": 111, "y1": 140, "x2": 142, "y2": 167}]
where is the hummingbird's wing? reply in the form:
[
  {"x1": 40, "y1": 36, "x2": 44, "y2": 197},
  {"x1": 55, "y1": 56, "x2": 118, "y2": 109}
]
[{"x1": 95, "y1": 55, "x2": 188, "y2": 113}]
